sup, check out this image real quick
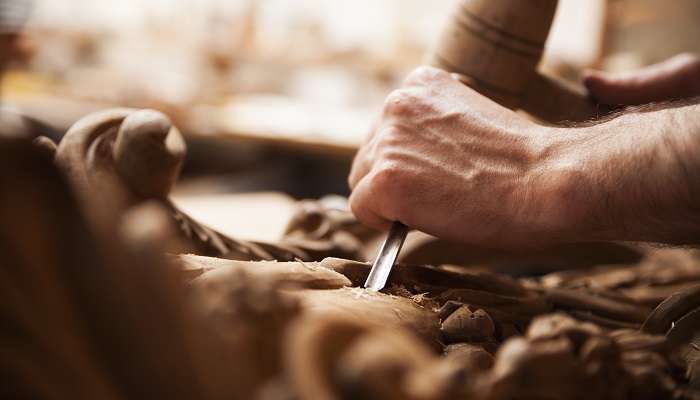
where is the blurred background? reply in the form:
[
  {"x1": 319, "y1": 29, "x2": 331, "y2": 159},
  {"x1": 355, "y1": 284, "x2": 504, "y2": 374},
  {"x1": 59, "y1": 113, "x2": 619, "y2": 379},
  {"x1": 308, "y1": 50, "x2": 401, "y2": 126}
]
[{"x1": 2, "y1": 0, "x2": 700, "y2": 240}]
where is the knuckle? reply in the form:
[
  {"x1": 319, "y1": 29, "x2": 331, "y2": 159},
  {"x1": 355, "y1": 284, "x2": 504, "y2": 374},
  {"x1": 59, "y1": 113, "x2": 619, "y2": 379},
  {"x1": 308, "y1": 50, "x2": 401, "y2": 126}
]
[
  {"x1": 348, "y1": 193, "x2": 363, "y2": 217},
  {"x1": 406, "y1": 65, "x2": 449, "y2": 85},
  {"x1": 383, "y1": 89, "x2": 419, "y2": 117},
  {"x1": 370, "y1": 162, "x2": 411, "y2": 210},
  {"x1": 349, "y1": 191, "x2": 384, "y2": 229},
  {"x1": 376, "y1": 127, "x2": 403, "y2": 148},
  {"x1": 409, "y1": 66, "x2": 434, "y2": 81},
  {"x1": 349, "y1": 197, "x2": 370, "y2": 226},
  {"x1": 372, "y1": 162, "x2": 402, "y2": 186}
]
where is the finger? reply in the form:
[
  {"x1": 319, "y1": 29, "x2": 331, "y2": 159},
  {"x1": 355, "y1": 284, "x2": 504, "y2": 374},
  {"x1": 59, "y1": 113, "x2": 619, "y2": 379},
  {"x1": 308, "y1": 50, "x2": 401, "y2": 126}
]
[
  {"x1": 348, "y1": 131, "x2": 383, "y2": 190},
  {"x1": 349, "y1": 111, "x2": 388, "y2": 190},
  {"x1": 350, "y1": 116, "x2": 401, "y2": 190},
  {"x1": 348, "y1": 148, "x2": 371, "y2": 191},
  {"x1": 347, "y1": 130, "x2": 387, "y2": 191},
  {"x1": 583, "y1": 53, "x2": 700, "y2": 105},
  {"x1": 349, "y1": 174, "x2": 392, "y2": 231},
  {"x1": 362, "y1": 113, "x2": 382, "y2": 147}
]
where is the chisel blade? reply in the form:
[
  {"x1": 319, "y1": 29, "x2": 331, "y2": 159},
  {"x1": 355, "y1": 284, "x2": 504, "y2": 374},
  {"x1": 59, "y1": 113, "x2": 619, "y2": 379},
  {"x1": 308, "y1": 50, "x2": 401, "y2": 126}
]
[{"x1": 363, "y1": 221, "x2": 409, "y2": 291}]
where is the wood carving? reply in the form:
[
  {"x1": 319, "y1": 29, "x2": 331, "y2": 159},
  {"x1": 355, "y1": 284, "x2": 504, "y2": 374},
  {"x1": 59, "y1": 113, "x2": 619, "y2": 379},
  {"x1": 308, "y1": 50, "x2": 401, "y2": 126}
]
[
  {"x1": 0, "y1": 139, "x2": 238, "y2": 399},
  {"x1": 36, "y1": 108, "x2": 364, "y2": 262},
  {"x1": 6, "y1": 106, "x2": 700, "y2": 399}
]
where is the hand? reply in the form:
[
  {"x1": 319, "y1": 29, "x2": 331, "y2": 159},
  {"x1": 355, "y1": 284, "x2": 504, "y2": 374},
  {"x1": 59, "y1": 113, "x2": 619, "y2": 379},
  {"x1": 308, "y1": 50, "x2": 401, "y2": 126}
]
[
  {"x1": 348, "y1": 67, "x2": 579, "y2": 247},
  {"x1": 584, "y1": 53, "x2": 700, "y2": 106},
  {"x1": 349, "y1": 65, "x2": 700, "y2": 247}
]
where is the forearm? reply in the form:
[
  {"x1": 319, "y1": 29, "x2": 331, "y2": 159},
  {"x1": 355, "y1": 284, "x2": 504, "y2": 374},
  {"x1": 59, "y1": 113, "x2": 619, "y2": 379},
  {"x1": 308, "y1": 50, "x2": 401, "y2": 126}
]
[{"x1": 552, "y1": 100, "x2": 700, "y2": 244}]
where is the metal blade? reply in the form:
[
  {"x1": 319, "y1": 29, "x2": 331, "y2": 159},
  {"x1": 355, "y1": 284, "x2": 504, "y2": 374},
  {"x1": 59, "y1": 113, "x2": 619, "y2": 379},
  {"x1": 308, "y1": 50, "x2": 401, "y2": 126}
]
[{"x1": 363, "y1": 221, "x2": 409, "y2": 291}]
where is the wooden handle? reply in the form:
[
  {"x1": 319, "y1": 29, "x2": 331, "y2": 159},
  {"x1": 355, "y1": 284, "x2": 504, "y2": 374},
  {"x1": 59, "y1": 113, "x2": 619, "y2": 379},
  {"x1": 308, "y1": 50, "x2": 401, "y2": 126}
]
[{"x1": 429, "y1": 0, "x2": 603, "y2": 122}]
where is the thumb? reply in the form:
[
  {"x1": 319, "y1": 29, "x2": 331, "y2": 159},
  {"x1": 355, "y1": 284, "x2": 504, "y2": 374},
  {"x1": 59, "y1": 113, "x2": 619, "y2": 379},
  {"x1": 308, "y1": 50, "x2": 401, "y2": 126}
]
[{"x1": 583, "y1": 53, "x2": 700, "y2": 106}]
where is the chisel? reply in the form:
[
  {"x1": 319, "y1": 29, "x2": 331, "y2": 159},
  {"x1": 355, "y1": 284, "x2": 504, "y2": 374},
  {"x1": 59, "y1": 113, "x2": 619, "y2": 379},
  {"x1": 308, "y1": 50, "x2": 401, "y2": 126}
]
[{"x1": 363, "y1": 221, "x2": 409, "y2": 291}]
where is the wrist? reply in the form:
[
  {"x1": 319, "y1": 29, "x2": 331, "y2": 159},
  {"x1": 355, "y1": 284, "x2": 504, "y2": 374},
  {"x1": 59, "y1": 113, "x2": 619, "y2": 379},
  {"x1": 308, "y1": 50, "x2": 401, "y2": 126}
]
[
  {"x1": 533, "y1": 105, "x2": 700, "y2": 245},
  {"x1": 595, "y1": 108, "x2": 700, "y2": 244},
  {"x1": 521, "y1": 125, "x2": 601, "y2": 244}
]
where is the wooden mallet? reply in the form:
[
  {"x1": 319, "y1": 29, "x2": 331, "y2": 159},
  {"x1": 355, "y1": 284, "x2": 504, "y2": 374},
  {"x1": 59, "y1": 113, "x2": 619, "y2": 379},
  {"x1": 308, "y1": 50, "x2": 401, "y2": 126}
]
[{"x1": 429, "y1": 0, "x2": 607, "y2": 122}]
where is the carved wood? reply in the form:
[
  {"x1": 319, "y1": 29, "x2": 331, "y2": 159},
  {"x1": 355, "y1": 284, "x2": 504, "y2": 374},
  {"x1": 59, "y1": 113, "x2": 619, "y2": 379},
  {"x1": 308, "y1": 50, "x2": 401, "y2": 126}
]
[{"x1": 5, "y1": 106, "x2": 700, "y2": 398}]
